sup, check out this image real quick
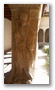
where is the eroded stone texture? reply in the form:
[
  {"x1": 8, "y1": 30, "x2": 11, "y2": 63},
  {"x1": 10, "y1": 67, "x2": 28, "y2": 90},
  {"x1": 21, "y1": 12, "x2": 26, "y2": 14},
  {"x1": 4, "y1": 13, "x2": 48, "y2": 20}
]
[{"x1": 8, "y1": 4, "x2": 42, "y2": 84}]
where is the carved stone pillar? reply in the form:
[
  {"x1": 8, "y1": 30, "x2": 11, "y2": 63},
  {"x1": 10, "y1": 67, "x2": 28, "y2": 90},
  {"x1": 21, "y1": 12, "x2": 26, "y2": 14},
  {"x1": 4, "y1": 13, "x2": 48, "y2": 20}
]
[
  {"x1": 8, "y1": 4, "x2": 42, "y2": 84},
  {"x1": 43, "y1": 31, "x2": 45, "y2": 43}
]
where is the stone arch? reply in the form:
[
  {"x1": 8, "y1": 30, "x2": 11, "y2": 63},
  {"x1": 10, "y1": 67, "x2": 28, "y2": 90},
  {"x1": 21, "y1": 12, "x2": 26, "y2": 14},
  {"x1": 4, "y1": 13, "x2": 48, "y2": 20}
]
[
  {"x1": 38, "y1": 29, "x2": 43, "y2": 42},
  {"x1": 45, "y1": 28, "x2": 49, "y2": 42},
  {"x1": 4, "y1": 4, "x2": 11, "y2": 20}
]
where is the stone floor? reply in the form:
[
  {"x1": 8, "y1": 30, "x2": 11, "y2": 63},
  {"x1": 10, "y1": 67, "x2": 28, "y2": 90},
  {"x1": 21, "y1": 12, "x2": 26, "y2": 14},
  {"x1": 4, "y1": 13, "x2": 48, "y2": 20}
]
[
  {"x1": 32, "y1": 50, "x2": 49, "y2": 84},
  {"x1": 4, "y1": 49, "x2": 49, "y2": 84}
]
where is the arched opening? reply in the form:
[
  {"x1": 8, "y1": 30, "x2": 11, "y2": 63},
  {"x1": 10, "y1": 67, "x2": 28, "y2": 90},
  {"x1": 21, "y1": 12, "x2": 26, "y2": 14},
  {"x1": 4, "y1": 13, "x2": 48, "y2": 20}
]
[
  {"x1": 38, "y1": 29, "x2": 43, "y2": 48},
  {"x1": 38, "y1": 29, "x2": 43, "y2": 42},
  {"x1": 45, "y1": 28, "x2": 49, "y2": 42}
]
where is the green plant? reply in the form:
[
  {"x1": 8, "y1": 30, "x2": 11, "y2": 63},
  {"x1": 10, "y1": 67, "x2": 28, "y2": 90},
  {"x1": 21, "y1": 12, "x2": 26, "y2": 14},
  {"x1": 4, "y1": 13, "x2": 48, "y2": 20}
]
[
  {"x1": 43, "y1": 58, "x2": 49, "y2": 75},
  {"x1": 42, "y1": 46, "x2": 49, "y2": 75},
  {"x1": 42, "y1": 46, "x2": 49, "y2": 56}
]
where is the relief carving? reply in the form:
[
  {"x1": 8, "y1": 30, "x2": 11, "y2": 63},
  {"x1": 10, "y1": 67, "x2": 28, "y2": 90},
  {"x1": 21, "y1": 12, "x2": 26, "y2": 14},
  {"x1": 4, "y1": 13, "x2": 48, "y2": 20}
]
[{"x1": 9, "y1": 12, "x2": 33, "y2": 84}]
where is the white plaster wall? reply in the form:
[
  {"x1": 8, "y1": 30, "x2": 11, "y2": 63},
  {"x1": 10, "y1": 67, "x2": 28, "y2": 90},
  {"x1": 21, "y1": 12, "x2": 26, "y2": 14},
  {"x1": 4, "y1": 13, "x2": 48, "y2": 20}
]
[
  {"x1": 4, "y1": 18, "x2": 12, "y2": 51},
  {"x1": 40, "y1": 17, "x2": 49, "y2": 31}
]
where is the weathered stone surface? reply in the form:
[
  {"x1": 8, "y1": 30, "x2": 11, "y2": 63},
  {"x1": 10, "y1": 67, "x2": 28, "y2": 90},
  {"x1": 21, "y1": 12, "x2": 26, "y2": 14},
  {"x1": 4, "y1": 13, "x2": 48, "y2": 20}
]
[{"x1": 8, "y1": 4, "x2": 42, "y2": 84}]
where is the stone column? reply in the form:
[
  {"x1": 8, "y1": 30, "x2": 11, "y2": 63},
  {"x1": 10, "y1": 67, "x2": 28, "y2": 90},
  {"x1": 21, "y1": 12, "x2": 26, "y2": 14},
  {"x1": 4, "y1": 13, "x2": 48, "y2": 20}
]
[
  {"x1": 43, "y1": 31, "x2": 45, "y2": 44},
  {"x1": 8, "y1": 4, "x2": 42, "y2": 84}
]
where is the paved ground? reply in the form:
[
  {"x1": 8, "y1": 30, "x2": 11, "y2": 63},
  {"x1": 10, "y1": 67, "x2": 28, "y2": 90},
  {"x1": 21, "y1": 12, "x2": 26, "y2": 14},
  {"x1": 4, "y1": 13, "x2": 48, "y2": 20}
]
[
  {"x1": 4, "y1": 49, "x2": 49, "y2": 84},
  {"x1": 32, "y1": 50, "x2": 49, "y2": 84}
]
